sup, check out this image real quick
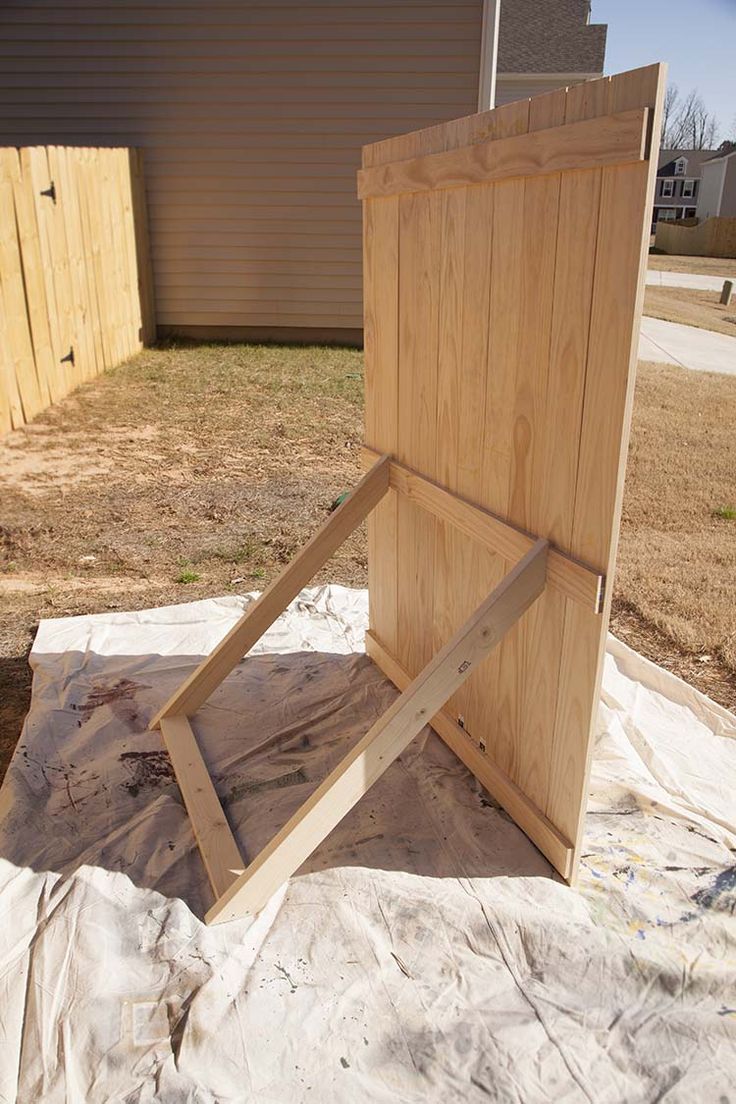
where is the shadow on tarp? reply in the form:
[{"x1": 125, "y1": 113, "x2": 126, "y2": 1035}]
[{"x1": 0, "y1": 648, "x2": 554, "y2": 922}]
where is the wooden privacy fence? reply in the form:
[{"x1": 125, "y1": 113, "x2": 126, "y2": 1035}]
[
  {"x1": 655, "y1": 215, "x2": 736, "y2": 259},
  {"x1": 0, "y1": 146, "x2": 154, "y2": 435}
]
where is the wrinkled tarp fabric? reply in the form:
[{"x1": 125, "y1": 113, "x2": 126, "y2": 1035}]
[{"x1": 0, "y1": 585, "x2": 734, "y2": 1103}]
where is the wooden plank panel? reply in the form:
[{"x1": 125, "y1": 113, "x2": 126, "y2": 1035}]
[
  {"x1": 357, "y1": 108, "x2": 648, "y2": 199},
  {"x1": 160, "y1": 715, "x2": 244, "y2": 899},
  {"x1": 363, "y1": 195, "x2": 399, "y2": 657},
  {"x1": 547, "y1": 65, "x2": 667, "y2": 852},
  {"x1": 0, "y1": 156, "x2": 44, "y2": 422},
  {"x1": 8, "y1": 147, "x2": 58, "y2": 405},
  {"x1": 396, "y1": 189, "x2": 441, "y2": 676},
  {"x1": 361, "y1": 66, "x2": 666, "y2": 884}
]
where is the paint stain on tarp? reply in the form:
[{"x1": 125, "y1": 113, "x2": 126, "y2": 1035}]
[
  {"x1": 72, "y1": 678, "x2": 151, "y2": 732},
  {"x1": 224, "y1": 767, "x2": 307, "y2": 805},
  {"x1": 119, "y1": 749, "x2": 174, "y2": 797},
  {"x1": 691, "y1": 865, "x2": 736, "y2": 914}
]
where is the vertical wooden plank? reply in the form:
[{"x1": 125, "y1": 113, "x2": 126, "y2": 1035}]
[
  {"x1": 502, "y1": 88, "x2": 566, "y2": 808},
  {"x1": 432, "y1": 187, "x2": 467, "y2": 657},
  {"x1": 396, "y1": 188, "x2": 441, "y2": 675},
  {"x1": 363, "y1": 195, "x2": 399, "y2": 656},
  {"x1": 0, "y1": 156, "x2": 44, "y2": 423},
  {"x1": 477, "y1": 97, "x2": 530, "y2": 780},
  {"x1": 0, "y1": 309, "x2": 23, "y2": 432},
  {"x1": 128, "y1": 149, "x2": 156, "y2": 345},
  {"x1": 10, "y1": 147, "x2": 58, "y2": 406},
  {"x1": 548, "y1": 65, "x2": 667, "y2": 854},
  {"x1": 73, "y1": 148, "x2": 105, "y2": 374},
  {"x1": 24, "y1": 147, "x2": 64, "y2": 385},
  {"x1": 54, "y1": 146, "x2": 97, "y2": 382}
]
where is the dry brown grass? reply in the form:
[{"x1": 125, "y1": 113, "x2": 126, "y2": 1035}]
[
  {"x1": 648, "y1": 253, "x2": 736, "y2": 277},
  {"x1": 612, "y1": 361, "x2": 736, "y2": 704},
  {"x1": 643, "y1": 285, "x2": 736, "y2": 336},
  {"x1": 0, "y1": 342, "x2": 365, "y2": 777},
  {"x1": 1, "y1": 345, "x2": 734, "y2": 783}
]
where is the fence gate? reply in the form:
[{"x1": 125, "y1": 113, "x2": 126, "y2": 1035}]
[
  {"x1": 361, "y1": 64, "x2": 666, "y2": 880},
  {"x1": 0, "y1": 146, "x2": 154, "y2": 434}
]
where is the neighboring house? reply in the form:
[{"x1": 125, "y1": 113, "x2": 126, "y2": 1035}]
[
  {"x1": 495, "y1": 0, "x2": 606, "y2": 106},
  {"x1": 654, "y1": 150, "x2": 716, "y2": 227},
  {"x1": 697, "y1": 145, "x2": 736, "y2": 220},
  {"x1": 0, "y1": 0, "x2": 607, "y2": 342}
]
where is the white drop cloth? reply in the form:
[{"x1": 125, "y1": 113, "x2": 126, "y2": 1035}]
[{"x1": 0, "y1": 585, "x2": 734, "y2": 1102}]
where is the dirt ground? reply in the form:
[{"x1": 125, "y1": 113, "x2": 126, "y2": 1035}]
[
  {"x1": 644, "y1": 285, "x2": 736, "y2": 336},
  {"x1": 1, "y1": 344, "x2": 734, "y2": 781},
  {"x1": 648, "y1": 252, "x2": 736, "y2": 277}
]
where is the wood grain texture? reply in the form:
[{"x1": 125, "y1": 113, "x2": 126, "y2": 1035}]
[
  {"x1": 206, "y1": 539, "x2": 548, "y2": 924},
  {"x1": 0, "y1": 144, "x2": 152, "y2": 432},
  {"x1": 361, "y1": 66, "x2": 666, "y2": 882},
  {"x1": 160, "y1": 715, "x2": 244, "y2": 899},
  {"x1": 358, "y1": 108, "x2": 648, "y2": 199},
  {"x1": 360, "y1": 449, "x2": 603, "y2": 611}
]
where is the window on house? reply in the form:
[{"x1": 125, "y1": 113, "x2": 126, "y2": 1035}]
[
  {"x1": 661, "y1": 179, "x2": 675, "y2": 197},
  {"x1": 682, "y1": 179, "x2": 695, "y2": 198},
  {"x1": 674, "y1": 158, "x2": 687, "y2": 175},
  {"x1": 658, "y1": 208, "x2": 677, "y2": 221}
]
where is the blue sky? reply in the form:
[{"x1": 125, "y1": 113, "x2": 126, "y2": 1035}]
[{"x1": 591, "y1": 0, "x2": 735, "y2": 141}]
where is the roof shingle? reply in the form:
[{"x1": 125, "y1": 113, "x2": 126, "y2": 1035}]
[{"x1": 497, "y1": 0, "x2": 607, "y2": 74}]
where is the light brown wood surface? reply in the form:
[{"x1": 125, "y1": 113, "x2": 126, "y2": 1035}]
[
  {"x1": 160, "y1": 715, "x2": 244, "y2": 899},
  {"x1": 206, "y1": 539, "x2": 548, "y2": 924},
  {"x1": 0, "y1": 145, "x2": 153, "y2": 433},
  {"x1": 358, "y1": 107, "x2": 648, "y2": 199},
  {"x1": 361, "y1": 65, "x2": 666, "y2": 882}
]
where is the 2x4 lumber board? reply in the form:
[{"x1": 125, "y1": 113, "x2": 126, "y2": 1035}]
[
  {"x1": 205, "y1": 539, "x2": 549, "y2": 924},
  {"x1": 357, "y1": 108, "x2": 649, "y2": 200},
  {"x1": 151, "y1": 455, "x2": 391, "y2": 727},
  {"x1": 361, "y1": 449, "x2": 603, "y2": 613},
  {"x1": 160, "y1": 715, "x2": 244, "y2": 900},
  {"x1": 363, "y1": 629, "x2": 574, "y2": 880}
]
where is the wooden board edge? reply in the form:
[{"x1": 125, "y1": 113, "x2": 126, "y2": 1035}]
[
  {"x1": 160, "y1": 714, "x2": 245, "y2": 900},
  {"x1": 365, "y1": 629, "x2": 574, "y2": 881}
]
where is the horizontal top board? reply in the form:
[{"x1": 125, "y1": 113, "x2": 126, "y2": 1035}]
[{"x1": 358, "y1": 106, "x2": 649, "y2": 199}]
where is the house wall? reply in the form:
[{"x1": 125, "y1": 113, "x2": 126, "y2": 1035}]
[
  {"x1": 0, "y1": 0, "x2": 483, "y2": 340},
  {"x1": 697, "y1": 160, "x2": 727, "y2": 221},
  {"x1": 721, "y1": 160, "x2": 736, "y2": 218},
  {"x1": 495, "y1": 74, "x2": 591, "y2": 106}
]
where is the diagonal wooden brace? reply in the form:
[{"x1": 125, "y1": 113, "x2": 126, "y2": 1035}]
[
  {"x1": 150, "y1": 455, "x2": 391, "y2": 728},
  {"x1": 205, "y1": 537, "x2": 548, "y2": 924}
]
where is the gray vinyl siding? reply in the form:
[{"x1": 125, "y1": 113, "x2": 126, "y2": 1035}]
[
  {"x1": 495, "y1": 74, "x2": 595, "y2": 107},
  {"x1": 0, "y1": 0, "x2": 483, "y2": 336}
]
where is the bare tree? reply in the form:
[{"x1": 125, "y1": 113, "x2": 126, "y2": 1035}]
[{"x1": 661, "y1": 84, "x2": 720, "y2": 149}]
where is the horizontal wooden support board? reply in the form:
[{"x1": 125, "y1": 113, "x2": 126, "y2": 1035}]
[
  {"x1": 160, "y1": 715, "x2": 244, "y2": 899},
  {"x1": 364, "y1": 630, "x2": 574, "y2": 880},
  {"x1": 361, "y1": 448, "x2": 604, "y2": 612},
  {"x1": 357, "y1": 107, "x2": 649, "y2": 199}
]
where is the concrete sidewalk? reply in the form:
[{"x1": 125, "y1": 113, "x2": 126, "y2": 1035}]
[
  {"x1": 646, "y1": 270, "x2": 732, "y2": 291},
  {"x1": 639, "y1": 315, "x2": 736, "y2": 376}
]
